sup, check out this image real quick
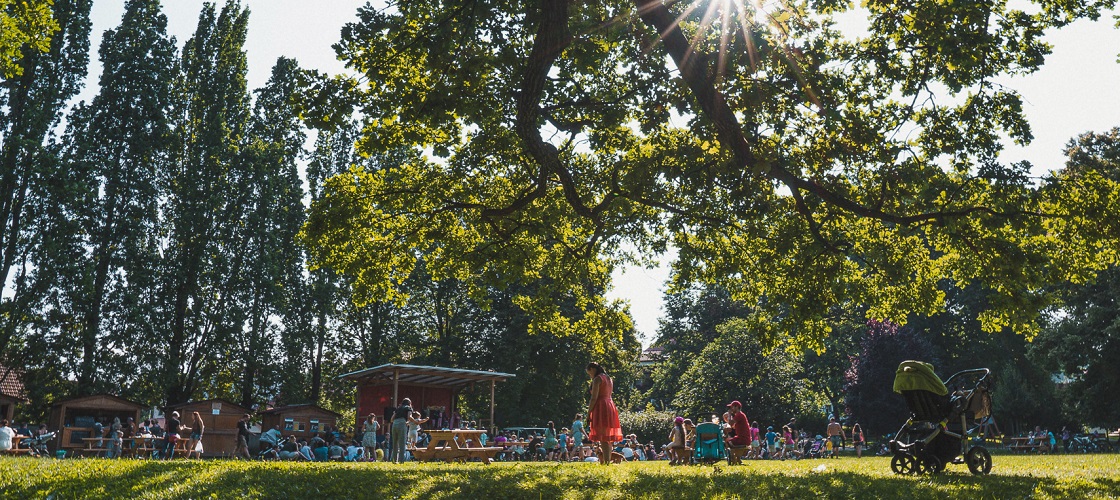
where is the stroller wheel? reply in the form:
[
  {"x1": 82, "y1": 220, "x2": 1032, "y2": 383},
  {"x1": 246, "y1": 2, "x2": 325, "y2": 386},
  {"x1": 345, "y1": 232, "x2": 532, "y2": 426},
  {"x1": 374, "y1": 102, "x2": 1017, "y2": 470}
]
[
  {"x1": 966, "y1": 446, "x2": 992, "y2": 475},
  {"x1": 922, "y1": 455, "x2": 943, "y2": 475},
  {"x1": 890, "y1": 453, "x2": 919, "y2": 475}
]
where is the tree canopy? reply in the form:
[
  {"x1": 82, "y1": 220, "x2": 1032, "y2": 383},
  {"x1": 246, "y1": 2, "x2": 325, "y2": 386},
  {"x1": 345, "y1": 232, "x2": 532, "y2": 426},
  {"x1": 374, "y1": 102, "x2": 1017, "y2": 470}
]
[
  {"x1": 0, "y1": 0, "x2": 57, "y2": 78},
  {"x1": 301, "y1": 0, "x2": 1120, "y2": 352}
]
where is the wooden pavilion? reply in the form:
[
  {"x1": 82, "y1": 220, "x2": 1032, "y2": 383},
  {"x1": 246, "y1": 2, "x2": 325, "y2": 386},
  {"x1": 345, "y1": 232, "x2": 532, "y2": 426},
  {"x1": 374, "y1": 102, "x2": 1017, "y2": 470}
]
[
  {"x1": 167, "y1": 398, "x2": 251, "y2": 458},
  {"x1": 338, "y1": 364, "x2": 514, "y2": 432},
  {"x1": 259, "y1": 404, "x2": 341, "y2": 439},
  {"x1": 48, "y1": 394, "x2": 144, "y2": 451}
]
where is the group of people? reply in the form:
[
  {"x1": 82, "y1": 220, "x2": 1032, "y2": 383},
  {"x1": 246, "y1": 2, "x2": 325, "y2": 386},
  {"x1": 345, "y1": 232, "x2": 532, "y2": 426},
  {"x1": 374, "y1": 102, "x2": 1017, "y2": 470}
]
[
  {"x1": 665, "y1": 404, "x2": 869, "y2": 464},
  {"x1": 75, "y1": 411, "x2": 208, "y2": 459}
]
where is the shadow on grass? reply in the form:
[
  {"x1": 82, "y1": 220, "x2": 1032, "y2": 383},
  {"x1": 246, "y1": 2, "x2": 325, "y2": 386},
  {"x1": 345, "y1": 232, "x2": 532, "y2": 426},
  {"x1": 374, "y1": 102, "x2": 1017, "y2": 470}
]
[{"x1": 8, "y1": 459, "x2": 1120, "y2": 500}]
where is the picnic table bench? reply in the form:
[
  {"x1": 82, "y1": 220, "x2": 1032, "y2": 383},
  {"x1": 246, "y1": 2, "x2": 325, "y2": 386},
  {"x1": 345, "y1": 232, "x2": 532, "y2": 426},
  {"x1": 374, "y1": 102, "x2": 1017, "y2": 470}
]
[
  {"x1": 2, "y1": 435, "x2": 32, "y2": 455},
  {"x1": 412, "y1": 430, "x2": 502, "y2": 464},
  {"x1": 1005, "y1": 436, "x2": 1047, "y2": 453}
]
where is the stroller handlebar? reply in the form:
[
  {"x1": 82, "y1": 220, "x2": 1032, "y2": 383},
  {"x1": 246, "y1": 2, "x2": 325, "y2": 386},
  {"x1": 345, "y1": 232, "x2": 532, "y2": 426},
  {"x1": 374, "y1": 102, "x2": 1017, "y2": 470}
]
[{"x1": 943, "y1": 368, "x2": 992, "y2": 390}]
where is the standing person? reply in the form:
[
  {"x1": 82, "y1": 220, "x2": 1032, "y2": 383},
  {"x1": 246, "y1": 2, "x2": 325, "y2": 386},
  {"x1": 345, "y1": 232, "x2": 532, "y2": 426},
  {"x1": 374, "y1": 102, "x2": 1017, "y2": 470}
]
[
  {"x1": 389, "y1": 398, "x2": 424, "y2": 463},
  {"x1": 362, "y1": 414, "x2": 380, "y2": 460},
  {"x1": 826, "y1": 416, "x2": 846, "y2": 458},
  {"x1": 666, "y1": 417, "x2": 687, "y2": 465},
  {"x1": 235, "y1": 414, "x2": 252, "y2": 460},
  {"x1": 571, "y1": 414, "x2": 585, "y2": 458},
  {"x1": 852, "y1": 423, "x2": 865, "y2": 458},
  {"x1": 586, "y1": 362, "x2": 623, "y2": 465},
  {"x1": 407, "y1": 411, "x2": 429, "y2": 448},
  {"x1": 164, "y1": 411, "x2": 182, "y2": 460},
  {"x1": 544, "y1": 421, "x2": 560, "y2": 460},
  {"x1": 187, "y1": 412, "x2": 205, "y2": 459}
]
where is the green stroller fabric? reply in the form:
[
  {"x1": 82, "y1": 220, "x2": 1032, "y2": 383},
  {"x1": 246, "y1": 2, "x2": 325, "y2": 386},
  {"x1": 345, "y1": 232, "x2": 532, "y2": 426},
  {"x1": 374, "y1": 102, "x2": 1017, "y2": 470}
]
[{"x1": 893, "y1": 360, "x2": 949, "y2": 396}]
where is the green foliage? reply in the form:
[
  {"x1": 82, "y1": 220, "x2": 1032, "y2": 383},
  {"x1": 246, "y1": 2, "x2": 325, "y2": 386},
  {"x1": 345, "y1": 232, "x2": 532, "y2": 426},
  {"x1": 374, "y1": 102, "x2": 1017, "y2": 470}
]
[
  {"x1": 0, "y1": 0, "x2": 57, "y2": 78},
  {"x1": 618, "y1": 408, "x2": 675, "y2": 445},
  {"x1": 1031, "y1": 128, "x2": 1120, "y2": 427},
  {"x1": 673, "y1": 319, "x2": 818, "y2": 425},
  {"x1": 2, "y1": 455, "x2": 1119, "y2": 499},
  {"x1": 302, "y1": 0, "x2": 1120, "y2": 358}
]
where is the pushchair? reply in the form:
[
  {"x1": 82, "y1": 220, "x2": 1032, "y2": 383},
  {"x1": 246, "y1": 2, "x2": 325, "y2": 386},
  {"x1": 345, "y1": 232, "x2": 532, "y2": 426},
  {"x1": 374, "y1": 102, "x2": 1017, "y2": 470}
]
[
  {"x1": 692, "y1": 422, "x2": 726, "y2": 464},
  {"x1": 889, "y1": 361, "x2": 994, "y2": 475},
  {"x1": 805, "y1": 436, "x2": 826, "y2": 459}
]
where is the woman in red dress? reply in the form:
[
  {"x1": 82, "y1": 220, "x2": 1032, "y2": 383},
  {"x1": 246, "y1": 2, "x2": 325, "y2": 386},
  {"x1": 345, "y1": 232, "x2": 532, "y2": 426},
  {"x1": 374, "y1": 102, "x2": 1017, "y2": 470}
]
[{"x1": 586, "y1": 362, "x2": 623, "y2": 464}]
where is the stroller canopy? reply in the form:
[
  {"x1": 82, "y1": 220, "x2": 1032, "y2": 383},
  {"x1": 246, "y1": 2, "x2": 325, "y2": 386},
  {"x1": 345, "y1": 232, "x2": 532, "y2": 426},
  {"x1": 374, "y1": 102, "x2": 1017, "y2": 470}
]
[{"x1": 893, "y1": 360, "x2": 948, "y2": 396}]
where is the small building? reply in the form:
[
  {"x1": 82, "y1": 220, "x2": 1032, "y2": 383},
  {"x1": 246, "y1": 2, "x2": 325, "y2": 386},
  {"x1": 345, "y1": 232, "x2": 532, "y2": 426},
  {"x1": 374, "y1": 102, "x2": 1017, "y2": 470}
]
[
  {"x1": 48, "y1": 394, "x2": 144, "y2": 451},
  {"x1": 338, "y1": 364, "x2": 514, "y2": 432},
  {"x1": 167, "y1": 398, "x2": 252, "y2": 458},
  {"x1": 259, "y1": 404, "x2": 341, "y2": 440},
  {"x1": 0, "y1": 366, "x2": 26, "y2": 422}
]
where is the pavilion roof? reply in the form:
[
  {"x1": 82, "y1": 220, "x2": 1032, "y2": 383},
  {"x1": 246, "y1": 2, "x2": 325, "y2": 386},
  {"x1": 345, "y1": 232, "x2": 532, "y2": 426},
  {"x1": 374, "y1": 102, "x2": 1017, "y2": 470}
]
[{"x1": 337, "y1": 364, "x2": 514, "y2": 388}]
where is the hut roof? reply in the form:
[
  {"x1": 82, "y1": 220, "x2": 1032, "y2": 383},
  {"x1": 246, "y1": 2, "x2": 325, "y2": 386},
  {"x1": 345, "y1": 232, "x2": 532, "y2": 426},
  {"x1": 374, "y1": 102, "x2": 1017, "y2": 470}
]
[
  {"x1": 338, "y1": 364, "x2": 514, "y2": 388},
  {"x1": 50, "y1": 394, "x2": 145, "y2": 410},
  {"x1": 0, "y1": 365, "x2": 26, "y2": 399},
  {"x1": 259, "y1": 404, "x2": 341, "y2": 418},
  {"x1": 167, "y1": 398, "x2": 251, "y2": 414}
]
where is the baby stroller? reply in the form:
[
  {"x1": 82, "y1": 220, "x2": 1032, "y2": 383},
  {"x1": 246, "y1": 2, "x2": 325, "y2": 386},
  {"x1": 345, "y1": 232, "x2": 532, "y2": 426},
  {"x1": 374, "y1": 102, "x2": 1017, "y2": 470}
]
[
  {"x1": 889, "y1": 361, "x2": 994, "y2": 475},
  {"x1": 692, "y1": 422, "x2": 726, "y2": 464},
  {"x1": 805, "y1": 436, "x2": 826, "y2": 459}
]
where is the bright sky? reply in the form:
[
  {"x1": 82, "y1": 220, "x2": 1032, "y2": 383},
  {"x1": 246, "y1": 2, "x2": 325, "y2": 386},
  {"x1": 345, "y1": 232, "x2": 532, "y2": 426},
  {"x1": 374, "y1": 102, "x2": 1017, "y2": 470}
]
[{"x1": 80, "y1": 1, "x2": 1120, "y2": 346}]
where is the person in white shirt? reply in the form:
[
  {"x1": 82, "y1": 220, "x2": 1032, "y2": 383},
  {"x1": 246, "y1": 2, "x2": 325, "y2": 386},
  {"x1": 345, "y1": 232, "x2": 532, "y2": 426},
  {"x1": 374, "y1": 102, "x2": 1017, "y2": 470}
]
[
  {"x1": 346, "y1": 440, "x2": 365, "y2": 461},
  {"x1": 0, "y1": 419, "x2": 15, "y2": 451}
]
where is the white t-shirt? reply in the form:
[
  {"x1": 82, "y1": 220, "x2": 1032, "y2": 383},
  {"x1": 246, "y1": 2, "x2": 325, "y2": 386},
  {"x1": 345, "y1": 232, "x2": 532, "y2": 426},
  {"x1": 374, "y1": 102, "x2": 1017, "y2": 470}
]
[
  {"x1": 346, "y1": 445, "x2": 363, "y2": 460},
  {"x1": 0, "y1": 426, "x2": 14, "y2": 450}
]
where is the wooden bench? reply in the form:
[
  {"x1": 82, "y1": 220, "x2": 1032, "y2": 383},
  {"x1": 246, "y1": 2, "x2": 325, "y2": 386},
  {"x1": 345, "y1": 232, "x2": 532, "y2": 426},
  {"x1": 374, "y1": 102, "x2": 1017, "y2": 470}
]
[
  {"x1": 464, "y1": 447, "x2": 504, "y2": 464},
  {"x1": 2, "y1": 448, "x2": 31, "y2": 455},
  {"x1": 727, "y1": 445, "x2": 750, "y2": 465}
]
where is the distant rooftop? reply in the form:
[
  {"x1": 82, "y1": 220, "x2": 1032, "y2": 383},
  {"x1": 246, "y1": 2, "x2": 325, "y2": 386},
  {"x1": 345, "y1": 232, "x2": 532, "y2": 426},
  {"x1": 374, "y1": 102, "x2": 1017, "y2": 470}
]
[{"x1": 0, "y1": 365, "x2": 26, "y2": 399}]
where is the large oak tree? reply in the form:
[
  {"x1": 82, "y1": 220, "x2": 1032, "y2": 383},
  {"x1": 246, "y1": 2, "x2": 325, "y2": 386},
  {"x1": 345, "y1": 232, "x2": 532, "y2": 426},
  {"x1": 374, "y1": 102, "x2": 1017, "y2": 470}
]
[{"x1": 302, "y1": 0, "x2": 1120, "y2": 350}]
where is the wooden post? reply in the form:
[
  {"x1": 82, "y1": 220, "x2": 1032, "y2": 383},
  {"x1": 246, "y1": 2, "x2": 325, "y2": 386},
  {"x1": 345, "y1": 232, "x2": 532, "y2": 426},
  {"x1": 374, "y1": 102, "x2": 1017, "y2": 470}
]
[
  {"x1": 392, "y1": 369, "x2": 400, "y2": 408},
  {"x1": 489, "y1": 379, "x2": 496, "y2": 434}
]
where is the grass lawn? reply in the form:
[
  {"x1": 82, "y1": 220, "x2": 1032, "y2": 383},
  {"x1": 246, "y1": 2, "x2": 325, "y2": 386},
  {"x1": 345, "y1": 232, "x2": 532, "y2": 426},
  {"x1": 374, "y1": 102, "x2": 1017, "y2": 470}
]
[{"x1": 2, "y1": 454, "x2": 1118, "y2": 499}]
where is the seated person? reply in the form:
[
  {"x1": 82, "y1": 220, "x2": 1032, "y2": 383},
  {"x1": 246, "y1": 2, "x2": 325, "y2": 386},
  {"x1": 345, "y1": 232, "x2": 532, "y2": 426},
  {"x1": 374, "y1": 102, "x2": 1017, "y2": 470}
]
[
  {"x1": 298, "y1": 440, "x2": 314, "y2": 461},
  {"x1": 311, "y1": 435, "x2": 329, "y2": 461},
  {"x1": 346, "y1": 440, "x2": 365, "y2": 461},
  {"x1": 527, "y1": 435, "x2": 544, "y2": 461},
  {"x1": 259, "y1": 442, "x2": 280, "y2": 461},
  {"x1": 725, "y1": 401, "x2": 750, "y2": 461},
  {"x1": 278, "y1": 436, "x2": 300, "y2": 460},
  {"x1": 328, "y1": 442, "x2": 346, "y2": 461}
]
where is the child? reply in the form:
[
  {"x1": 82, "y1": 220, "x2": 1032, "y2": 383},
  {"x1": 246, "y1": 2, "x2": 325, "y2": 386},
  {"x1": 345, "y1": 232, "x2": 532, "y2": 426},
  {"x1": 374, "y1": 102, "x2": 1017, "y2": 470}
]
[
  {"x1": 667, "y1": 417, "x2": 687, "y2": 465},
  {"x1": 765, "y1": 426, "x2": 778, "y2": 459},
  {"x1": 107, "y1": 430, "x2": 123, "y2": 459}
]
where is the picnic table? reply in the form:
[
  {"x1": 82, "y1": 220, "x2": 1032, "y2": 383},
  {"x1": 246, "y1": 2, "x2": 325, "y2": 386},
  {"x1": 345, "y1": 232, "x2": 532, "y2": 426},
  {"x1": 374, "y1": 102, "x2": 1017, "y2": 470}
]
[
  {"x1": 1006, "y1": 436, "x2": 1045, "y2": 453},
  {"x1": 412, "y1": 430, "x2": 503, "y2": 464},
  {"x1": 82, "y1": 436, "x2": 192, "y2": 458},
  {"x1": 2, "y1": 435, "x2": 32, "y2": 455}
]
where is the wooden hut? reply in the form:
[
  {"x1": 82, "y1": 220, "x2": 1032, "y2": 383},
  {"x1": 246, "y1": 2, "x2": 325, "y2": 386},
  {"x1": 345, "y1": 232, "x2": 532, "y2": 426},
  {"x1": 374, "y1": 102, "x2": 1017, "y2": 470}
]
[
  {"x1": 0, "y1": 365, "x2": 26, "y2": 423},
  {"x1": 259, "y1": 404, "x2": 341, "y2": 440},
  {"x1": 167, "y1": 398, "x2": 251, "y2": 458},
  {"x1": 48, "y1": 394, "x2": 144, "y2": 452},
  {"x1": 338, "y1": 364, "x2": 514, "y2": 432}
]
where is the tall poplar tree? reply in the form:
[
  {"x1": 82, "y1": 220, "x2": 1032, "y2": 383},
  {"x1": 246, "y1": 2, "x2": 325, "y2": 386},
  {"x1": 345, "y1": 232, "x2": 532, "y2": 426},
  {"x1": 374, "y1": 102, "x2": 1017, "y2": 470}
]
[
  {"x1": 158, "y1": 0, "x2": 251, "y2": 405},
  {"x1": 221, "y1": 56, "x2": 306, "y2": 408},
  {"x1": 57, "y1": 0, "x2": 177, "y2": 392},
  {"x1": 0, "y1": 0, "x2": 91, "y2": 360}
]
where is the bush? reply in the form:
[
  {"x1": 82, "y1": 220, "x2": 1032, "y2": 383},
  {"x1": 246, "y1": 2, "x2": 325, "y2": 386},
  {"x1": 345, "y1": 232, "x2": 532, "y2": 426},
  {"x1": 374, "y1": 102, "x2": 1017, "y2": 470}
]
[{"x1": 619, "y1": 409, "x2": 675, "y2": 445}]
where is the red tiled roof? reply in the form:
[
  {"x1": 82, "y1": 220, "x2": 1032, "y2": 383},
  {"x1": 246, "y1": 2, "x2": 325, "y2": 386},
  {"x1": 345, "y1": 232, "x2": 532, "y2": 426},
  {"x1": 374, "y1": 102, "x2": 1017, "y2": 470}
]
[{"x1": 0, "y1": 365, "x2": 26, "y2": 399}]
